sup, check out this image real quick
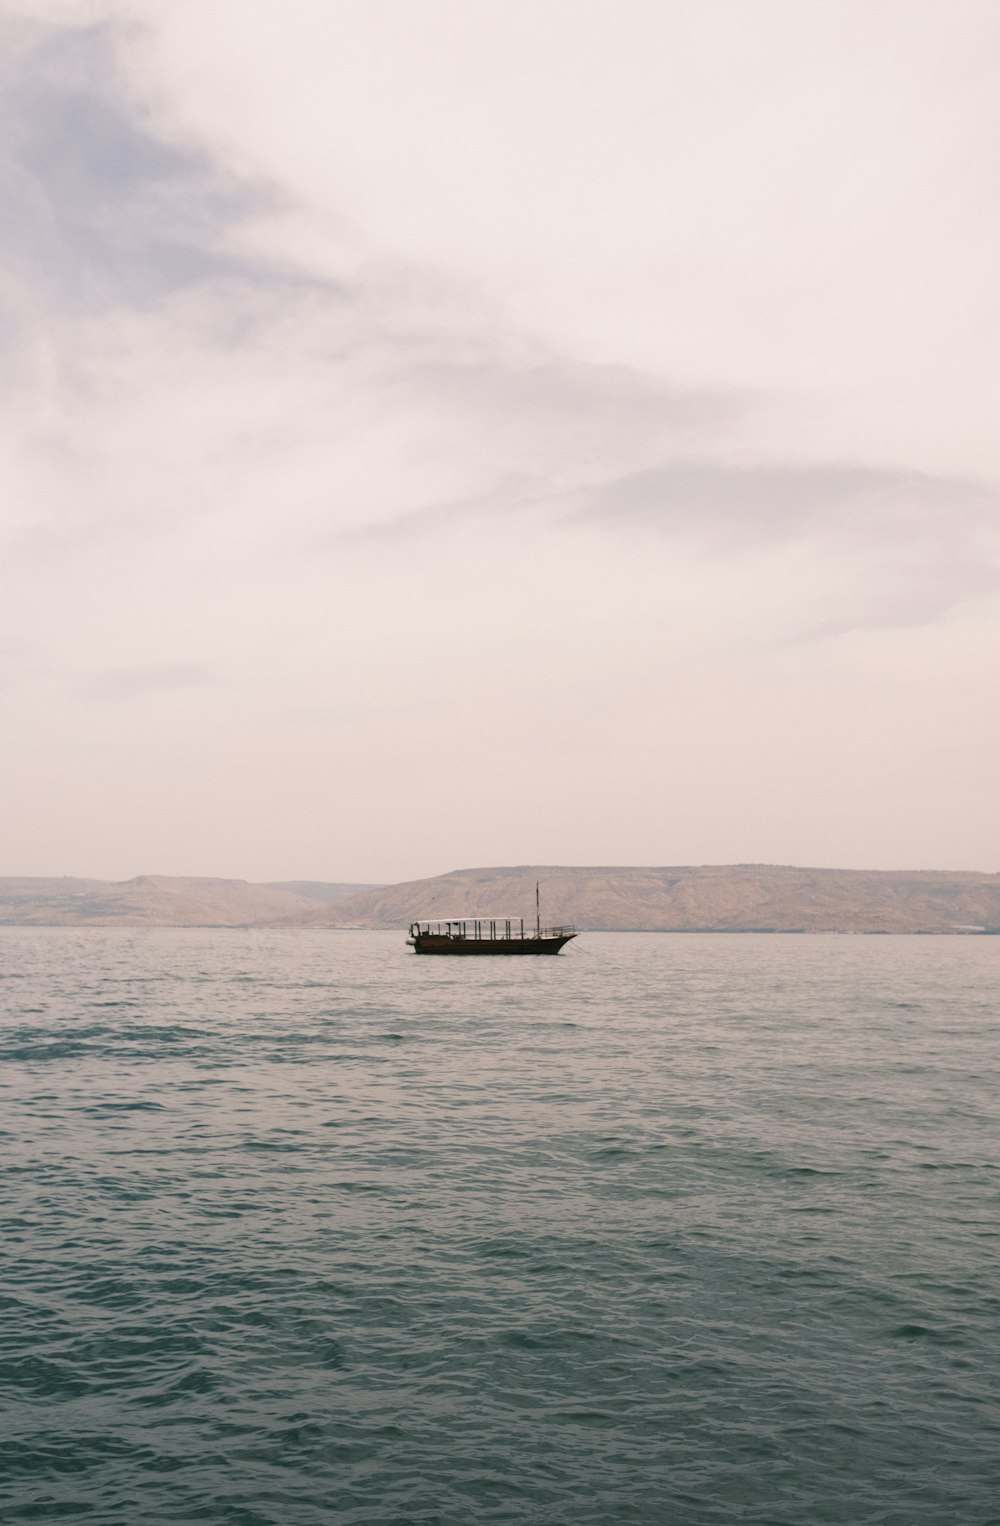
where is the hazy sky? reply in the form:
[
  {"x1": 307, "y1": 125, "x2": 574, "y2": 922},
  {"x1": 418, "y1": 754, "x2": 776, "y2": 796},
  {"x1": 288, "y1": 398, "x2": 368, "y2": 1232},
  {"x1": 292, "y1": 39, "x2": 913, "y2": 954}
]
[{"x1": 3, "y1": 0, "x2": 999, "y2": 881}]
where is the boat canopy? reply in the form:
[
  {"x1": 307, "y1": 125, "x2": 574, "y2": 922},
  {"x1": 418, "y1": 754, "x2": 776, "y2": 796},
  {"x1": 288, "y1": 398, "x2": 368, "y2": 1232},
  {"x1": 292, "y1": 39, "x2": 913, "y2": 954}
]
[
  {"x1": 409, "y1": 916, "x2": 574, "y2": 937},
  {"x1": 412, "y1": 915, "x2": 530, "y2": 924}
]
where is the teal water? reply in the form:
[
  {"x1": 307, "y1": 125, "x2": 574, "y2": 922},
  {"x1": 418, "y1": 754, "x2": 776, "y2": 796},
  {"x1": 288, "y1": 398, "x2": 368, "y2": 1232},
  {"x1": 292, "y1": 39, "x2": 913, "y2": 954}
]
[{"x1": 1, "y1": 929, "x2": 998, "y2": 1524}]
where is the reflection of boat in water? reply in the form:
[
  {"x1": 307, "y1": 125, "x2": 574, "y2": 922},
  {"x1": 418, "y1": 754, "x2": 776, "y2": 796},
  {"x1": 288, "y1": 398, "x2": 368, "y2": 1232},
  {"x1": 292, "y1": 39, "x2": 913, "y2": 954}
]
[{"x1": 407, "y1": 883, "x2": 576, "y2": 956}]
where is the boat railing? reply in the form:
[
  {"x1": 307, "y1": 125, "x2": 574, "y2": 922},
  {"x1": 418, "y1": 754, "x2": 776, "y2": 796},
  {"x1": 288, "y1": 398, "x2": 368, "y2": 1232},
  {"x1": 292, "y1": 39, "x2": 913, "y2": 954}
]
[{"x1": 409, "y1": 918, "x2": 574, "y2": 940}]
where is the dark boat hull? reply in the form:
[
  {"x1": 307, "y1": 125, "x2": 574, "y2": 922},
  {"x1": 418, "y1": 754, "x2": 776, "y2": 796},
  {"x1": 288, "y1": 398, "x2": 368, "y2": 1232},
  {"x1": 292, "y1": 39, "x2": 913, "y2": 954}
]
[{"x1": 409, "y1": 934, "x2": 574, "y2": 956}]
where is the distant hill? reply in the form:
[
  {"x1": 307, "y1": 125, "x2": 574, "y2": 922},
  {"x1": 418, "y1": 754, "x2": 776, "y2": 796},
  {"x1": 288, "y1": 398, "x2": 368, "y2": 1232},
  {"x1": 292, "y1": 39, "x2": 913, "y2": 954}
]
[
  {"x1": 265, "y1": 880, "x2": 381, "y2": 904},
  {"x1": 0, "y1": 876, "x2": 375, "y2": 927},
  {"x1": 1, "y1": 866, "x2": 998, "y2": 932},
  {"x1": 332, "y1": 864, "x2": 1000, "y2": 934}
]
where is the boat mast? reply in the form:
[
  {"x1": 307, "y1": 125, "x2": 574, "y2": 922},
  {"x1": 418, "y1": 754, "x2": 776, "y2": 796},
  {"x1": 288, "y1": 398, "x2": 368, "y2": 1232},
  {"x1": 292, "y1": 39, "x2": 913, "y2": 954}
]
[{"x1": 536, "y1": 880, "x2": 541, "y2": 939}]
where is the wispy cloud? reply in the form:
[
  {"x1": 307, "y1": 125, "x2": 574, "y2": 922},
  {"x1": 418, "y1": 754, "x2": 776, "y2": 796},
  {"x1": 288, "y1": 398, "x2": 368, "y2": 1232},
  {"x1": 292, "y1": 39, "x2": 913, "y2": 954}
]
[
  {"x1": 586, "y1": 462, "x2": 995, "y2": 544},
  {"x1": 0, "y1": 17, "x2": 283, "y2": 314},
  {"x1": 80, "y1": 662, "x2": 218, "y2": 701},
  {"x1": 579, "y1": 460, "x2": 1000, "y2": 631},
  {"x1": 3, "y1": 15, "x2": 741, "y2": 576}
]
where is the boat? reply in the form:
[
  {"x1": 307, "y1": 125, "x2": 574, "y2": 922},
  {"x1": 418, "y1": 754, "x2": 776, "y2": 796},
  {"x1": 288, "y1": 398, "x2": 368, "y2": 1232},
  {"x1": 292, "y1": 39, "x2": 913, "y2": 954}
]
[{"x1": 407, "y1": 883, "x2": 576, "y2": 955}]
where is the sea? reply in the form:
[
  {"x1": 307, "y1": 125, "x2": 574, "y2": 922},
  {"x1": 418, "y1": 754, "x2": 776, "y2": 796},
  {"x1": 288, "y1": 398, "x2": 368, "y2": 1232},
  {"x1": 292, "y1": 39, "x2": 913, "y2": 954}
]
[{"x1": 1, "y1": 928, "x2": 998, "y2": 1525}]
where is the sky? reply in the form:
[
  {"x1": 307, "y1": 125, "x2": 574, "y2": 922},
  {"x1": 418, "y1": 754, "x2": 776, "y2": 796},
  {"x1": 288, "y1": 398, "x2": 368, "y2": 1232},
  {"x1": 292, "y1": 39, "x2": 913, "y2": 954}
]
[{"x1": 2, "y1": 0, "x2": 999, "y2": 882}]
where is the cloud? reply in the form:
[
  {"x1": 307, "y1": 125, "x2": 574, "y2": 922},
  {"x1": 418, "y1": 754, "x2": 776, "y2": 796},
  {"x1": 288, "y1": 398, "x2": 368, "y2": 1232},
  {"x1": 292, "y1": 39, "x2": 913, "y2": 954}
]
[
  {"x1": 579, "y1": 460, "x2": 1000, "y2": 632},
  {"x1": 2, "y1": 14, "x2": 741, "y2": 573},
  {"x1": 3, "y1": 16, "x2": 994, "y2": 613},
  {"x1": 0, "y1": 16, "x2": 282, "y2": 314},
  {"x1": 79, "y1": 662, "x2": 218, "y2": 700},
  {"x1": 587, "y1": 461, "x2": 994, "y2": 543},
  {"x1": 338, "y1": 450, "x2": 1000, "y2": 644}
]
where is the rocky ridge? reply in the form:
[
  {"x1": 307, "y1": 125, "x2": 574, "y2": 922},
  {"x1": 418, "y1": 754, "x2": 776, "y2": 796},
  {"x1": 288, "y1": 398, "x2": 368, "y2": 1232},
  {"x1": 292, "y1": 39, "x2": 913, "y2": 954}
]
[
  {"x1": 331, "y1": 864, "x2": 1000, "y2": 933},
  {"x1": 1, "y1": 865, "x2": 998, "y2": 932}
]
